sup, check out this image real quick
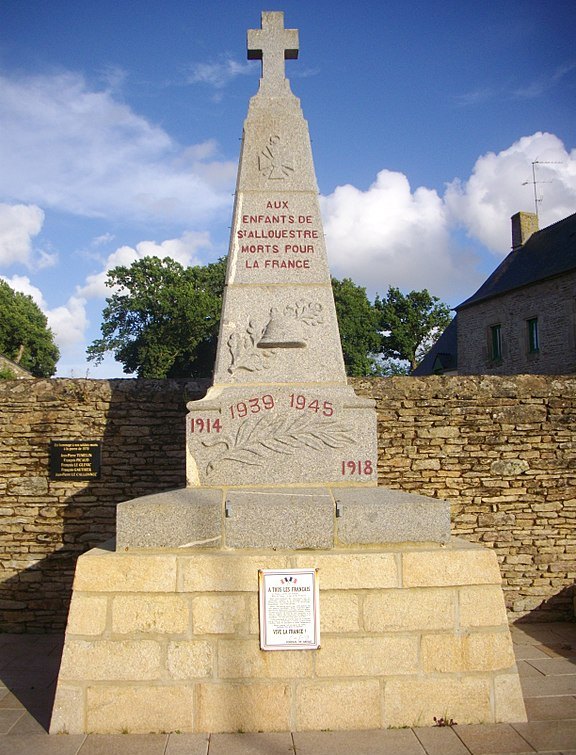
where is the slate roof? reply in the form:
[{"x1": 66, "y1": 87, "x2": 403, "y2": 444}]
[
  {"x1": 457, "y1": 212, "x2": 576, "y2": 310},
  {"x1": 412, "y1": 316, "x2": 458, "y2": 376}
]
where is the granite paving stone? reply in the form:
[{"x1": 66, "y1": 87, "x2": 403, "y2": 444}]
[
  {"x1": 513, "y1": 645, "x2": 553, "y2": 661},
  {"x1": 525, "y1": 657, "x2": 576, "y2": 675},
  {"x1": 453, "y1": 723, "x2": 535, "y2": 754},
  {"x1": 164, "y1": 732, "x2": 210, "y2": 755},
  {"x1": 524, "y1": 695, "x2": 576, "y2": 721},
  {"x1": 7, "y1": 710, "x2": 50, "y2": 735},
  {"x1": 413, "y1": 725, "x2": 472, "y2": 755},
  {"x1": 0, "y1": 733, "x2": 86, "y2": 755},
  {"x1": 520, "y1": 675, "x2": 576, "y2": 697},
  {"x1": 538, "y1": 643, "x2": 576, "y2": 659},
  {"x1": 76, "y1": 733, "x2": 169, "y2": 754},
  {"x1": 517, "y1": 660, "x2": 546, "y2": 677},
  {"x1": 208, "y1": 732, "x2": 294, "y2": 755},
  {"x1": 0, "y1": 708, "x2": 24, "y2": 734},
  {"x1": 512, "y1": 719, "x2": 576, "y2": 751},
  {"x1": 292, "y1": 728, "x2": 427, "y2": 755}
]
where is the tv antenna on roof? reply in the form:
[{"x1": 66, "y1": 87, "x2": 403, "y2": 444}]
[{"x1": 522, "y1": 160, "x2": 562, "y2": 220}]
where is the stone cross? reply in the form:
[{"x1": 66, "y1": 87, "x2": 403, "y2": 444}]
[{"x1": 247, "y1": 11, "x2": 298, "y2": 91}]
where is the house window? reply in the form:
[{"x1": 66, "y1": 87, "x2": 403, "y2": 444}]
[
  {"x1": 527, "y1": 317, "x2": 539, "y2": 353},
  {"x1": 490, "y1": 324, "x2": 502, "y2": 361}
]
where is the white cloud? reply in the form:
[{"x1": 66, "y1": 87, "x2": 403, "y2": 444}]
[
  {"x1": 0, "y1": 273, "x2": 47, "y2": 307},
  {"x1": 445, "y1": 132, "x2": 576, "y2": 253},
  {"x1": 0, "y1": 204, "x2": 44, "y2": 266},
  {"x1": 79, "y1": 230, "x2": 213, "y2": 299},
  {"x1": 320, "y1": 169, "x2": 479, "y2": 301},
  {"x1": 1, "y1": 273, "x2": 87, "y2": 349},
  {"x1": 47, "y1": 295, "x2": 88, "y2": 348},
  {"x1": 0, "y1": 71, "x2": 236, "y2": 224},
  {"x1": 187, "y1": 57, "x2": 254, "y2": 88}
]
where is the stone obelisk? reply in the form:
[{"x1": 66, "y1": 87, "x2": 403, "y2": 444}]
[{"x1": 186, "y1": 11, "x2": 377, "y2": 491}]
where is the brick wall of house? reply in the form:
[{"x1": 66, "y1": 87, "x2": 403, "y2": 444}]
[
  {"x1": 456, "y1": 271, "x2": 576, "y2": 375},
  {"x1": 1, "y1": 376, "x2": 574, "y2": 631}
]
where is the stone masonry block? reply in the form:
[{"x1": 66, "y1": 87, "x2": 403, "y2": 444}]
[
  {"x1": 196, "y1": 682, "x2": 291, "y2": 733},
  {"x1": 315, "y1": 636, "x2": 418, "y2": 677},
  {"x1": 363, "y1": 588, "x2": 456, "y2": 632},
  {"x1": 421, "y1": 631, "x2": 516, "y2": 673},
  {"x1": 179, "y1": 554, "x2": 289, "y2": 592},
  {"x1": 402, "y1": 542, "x2": 501, "y2": 587},
  {"x1": 192, "y1": 595, "x2": 249, "y2": 634},
  {"x1": 66, "y1": 594, "x2": 108, "y2": 635},
  {"x1": 224, "y1": 488, "x2": 333, "y2": 549},
  {"x1": 494, "y1": 674, "x2": 528, "y2": 722},
  {"x1": 50, "y1": 685, "x2": 85, "y2": 735},
  {"x1": 73, "y1": 549, "x2": 177, "y2": 593},
  {"x1": 86, "y1": 685, "x2": 195, "y2": 734},
  {"x1": 296, "y1": 680, "x2": 381, "y2": 730},
  {"x1": 59, "y1": 640, "x2": 161, "y2": 681},
  {"x1": 293, "y1": 553, "x2": 398, "y2": 589},
  {"x1": 166, "y1": 641, "x2": 213, "y2": 679},
  {"x1": 218, "y1": 639, "x2": 313, "y2": 678},
  {"x1": 320, "y1": 591, "x2": 360, "y2": 632},
  {"x1": 334, "y1": 487, "x2": 450, "y2": 544},
  {"x1": 383, "y1": 677, "x2": 492, "y2": 728},
  {"x1": 459, "y1": 585, "x2": 508, "y2": 627},
  {"x1": 465, "y1": 631, "x2": 517, "y2": 671},
  {"x1": 111, "y1": 594, "x2": 190, "y2": 635},
  {"x1": 116, "y1": 488, "x2": 223, "y2": 549},
  {"x1": 420, "y1": 634, "x2": 464, "y2": 673}
]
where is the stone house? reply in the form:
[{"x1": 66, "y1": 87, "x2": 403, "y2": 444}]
[{"x1": 415, "y1": 211, "x2": 576, "y2": 375}]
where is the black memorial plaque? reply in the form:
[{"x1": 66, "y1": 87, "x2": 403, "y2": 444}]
[{"x1": 49, "y1": 440, "x2": 102, "y2": 481}]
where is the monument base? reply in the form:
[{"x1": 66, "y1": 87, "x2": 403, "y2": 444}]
[
  {"x1": 115, "y1": 486, "x2": 452, "y2": 549},
  {"x1": 50, "y1": 539, "x2": 526, "y2": 734}
]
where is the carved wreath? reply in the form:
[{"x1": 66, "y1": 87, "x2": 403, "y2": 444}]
[{"x1": 202, "y1": 412, "x2": 355, "y2": 477}]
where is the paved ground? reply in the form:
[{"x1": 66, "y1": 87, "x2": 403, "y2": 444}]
[{"x1": 0, "y1": 622, "x2": 575, "y2": 754}]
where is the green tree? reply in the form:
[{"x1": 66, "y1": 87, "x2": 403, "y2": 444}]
[
  {"x1": 0, "y1": 280, "x2": 59, "y2": 377},
  {"x1": 375, "y1": 286, "x2": 453, "y2": 373},
  {"x1": 332, "y1": 277, "x2": 382, "y2": 376},
  {"x1": 88, "y1": 257, "x2": 387, "y2": 378},
  {"x1": 87, "y1": 257, "x2": 226, "y2": 378}
]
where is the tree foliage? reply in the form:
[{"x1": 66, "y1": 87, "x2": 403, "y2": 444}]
[
  {"x1": 0, "y1": 280, "x2": 59, "y2": 377},
  {"x1": 331, "y1": 277, "x2": 382, "y2": 376},
  {"x1": 88, "y1": 256, "x2": 452, "y2": 379},
  {"x1": 375, "y1": 286, "x2": 453, "y2": 372},
  {"x1": 87, "y1": 257, "x2": 226, "y2": 378}
]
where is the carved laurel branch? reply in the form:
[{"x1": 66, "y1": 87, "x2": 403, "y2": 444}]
[
  {"x1": 227, "y1": 319, "x2": 275, "y2": 374},
  {"x1": 202, "y1": 412, "x2": 356, "y2": 477}
]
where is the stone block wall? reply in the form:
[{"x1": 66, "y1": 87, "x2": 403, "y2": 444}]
[
  {"x1": 1, "y1": 375, "x2": 575, "y2": 631},
  {"x1": 354, "y1": 375, "x2": 576, "y2": 621}
]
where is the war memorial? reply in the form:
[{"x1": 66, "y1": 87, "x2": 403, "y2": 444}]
[{"x1": 50, "y1": 12, "x2": 526, "y2": 734}]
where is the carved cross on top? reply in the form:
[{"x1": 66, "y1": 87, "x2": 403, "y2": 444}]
[{"x1": 247, "y1": 11, "x2": 299, "y2": 91}]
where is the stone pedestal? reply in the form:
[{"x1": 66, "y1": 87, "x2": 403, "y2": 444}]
[{"x1": 51, "y1": 539, "x2": 526, "y2": 734}]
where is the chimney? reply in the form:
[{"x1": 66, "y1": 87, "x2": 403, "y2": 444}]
[{"x1": 511, "y1": 211, "x2": 538, "y2": 250}]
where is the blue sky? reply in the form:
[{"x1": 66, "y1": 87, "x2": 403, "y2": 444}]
[{"x1": 1, "y1": 0, "x2": 575, "y2": 376}]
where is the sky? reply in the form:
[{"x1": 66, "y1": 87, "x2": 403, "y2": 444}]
[{"x1": 1, "y1": 0, "x2": 575, "y2": 377}]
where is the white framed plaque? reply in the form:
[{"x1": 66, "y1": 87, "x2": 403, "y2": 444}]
[{"x1": 259, "y1": 568, "x2": 320, "y2": 650}]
